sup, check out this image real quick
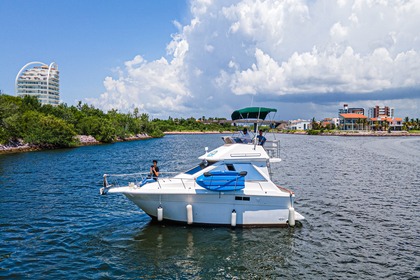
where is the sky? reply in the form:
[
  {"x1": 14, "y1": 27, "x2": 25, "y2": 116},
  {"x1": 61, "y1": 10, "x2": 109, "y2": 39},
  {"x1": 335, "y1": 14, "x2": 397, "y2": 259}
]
[{"x1": 1, "y1": 0, "x2": 419, "y2": 120}]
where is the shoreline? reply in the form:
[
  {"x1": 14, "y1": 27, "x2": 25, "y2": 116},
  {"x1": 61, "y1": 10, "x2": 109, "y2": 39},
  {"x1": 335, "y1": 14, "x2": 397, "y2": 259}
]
[
  {"x1": 1, "y1": 130, "x2": 419, "y2": 155},
  {"x1": 279, "y1": 131, "x2": 420, "y2": 137},
  {"x1": 164, "y1": 131, "x2": 232, "y2": 135},
  {"x1": 0, "y1": 134, "x2": 152, "y2": 155}
]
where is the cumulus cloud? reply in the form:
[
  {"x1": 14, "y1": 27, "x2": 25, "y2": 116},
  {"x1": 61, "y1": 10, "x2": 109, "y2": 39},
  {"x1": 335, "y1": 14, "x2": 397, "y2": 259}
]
[{"x1": 89, "y1": 0, "x2": 420, "y2": 119}]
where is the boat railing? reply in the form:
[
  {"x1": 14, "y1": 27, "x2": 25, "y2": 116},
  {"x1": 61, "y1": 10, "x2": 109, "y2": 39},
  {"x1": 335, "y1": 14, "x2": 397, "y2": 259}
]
[
  {"x1": 222, "y1": 134, "x2": 280, "y2": 159},
  {"x1": 102, "y1": 172, "x2": 197, "y2": 192},
  {"x1": 263, "y1": 139, "x2": 280, "y2": 159},
  {"x1": 103, "y1": 172, "x2": 149, "y2": 189}
]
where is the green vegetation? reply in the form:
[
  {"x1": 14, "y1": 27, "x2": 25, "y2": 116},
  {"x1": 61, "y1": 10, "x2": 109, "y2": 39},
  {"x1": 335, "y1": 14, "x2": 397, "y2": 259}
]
[
  {"x1": 307, "y1": 129, "x2": 320, "y2": 135},
  {"x1": 3, "y1": 94, "x2": 418, "y2": 150},
  {"x1": 0, "y1": 95, "x2": 164, "y2": 147},
  {"x1": 403, "y1": 117, "x2": 420, "y2": 131},
  {"x1": 0, "y1": 95, "x2": 235, "y2": 149},
  {"x1": 151, "y1": 116, "x2": 233, "y2": 133}
]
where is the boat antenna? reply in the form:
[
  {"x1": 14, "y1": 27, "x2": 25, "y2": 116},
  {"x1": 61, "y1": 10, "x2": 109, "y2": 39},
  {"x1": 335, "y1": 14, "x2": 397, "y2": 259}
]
[
  {"x1": 253, "y1": 107, "x2": 262, "y2": 149},
  {"x1": 270, "y1": 110, "x2": 278, "y2": 140}
]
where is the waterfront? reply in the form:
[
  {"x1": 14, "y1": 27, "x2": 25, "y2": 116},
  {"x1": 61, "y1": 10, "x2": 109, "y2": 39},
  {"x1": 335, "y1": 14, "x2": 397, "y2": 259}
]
[{"x1": 0, "y1": 134, "x2": 419, "y2": 279}]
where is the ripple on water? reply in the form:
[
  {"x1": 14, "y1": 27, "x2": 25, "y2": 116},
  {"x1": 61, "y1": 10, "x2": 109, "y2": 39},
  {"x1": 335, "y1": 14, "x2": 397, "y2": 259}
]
[{"x1": 0, "y1": 134, "x2": 419, "y2": 279}]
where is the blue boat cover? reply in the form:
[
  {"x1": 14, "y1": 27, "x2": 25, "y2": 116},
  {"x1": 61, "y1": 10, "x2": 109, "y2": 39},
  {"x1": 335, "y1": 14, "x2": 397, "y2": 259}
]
[{"x1": 196, "y1": 170, "x2": 246, "y2": 191}]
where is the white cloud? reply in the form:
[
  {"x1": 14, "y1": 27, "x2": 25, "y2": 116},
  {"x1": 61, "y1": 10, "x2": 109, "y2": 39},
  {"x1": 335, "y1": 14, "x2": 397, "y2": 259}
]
[
  {"x1": 330, "y1": 22, "x2": 349, "y2": 40},
  {"x1": 89, "y1": 0, "x2": 420, "y2": 119}
]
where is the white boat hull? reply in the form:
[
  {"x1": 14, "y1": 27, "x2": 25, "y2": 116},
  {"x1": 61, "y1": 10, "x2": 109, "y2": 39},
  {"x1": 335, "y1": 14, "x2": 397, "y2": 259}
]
[{"x1": 121, "y1": 190, "x2": 304, "y2": 227}]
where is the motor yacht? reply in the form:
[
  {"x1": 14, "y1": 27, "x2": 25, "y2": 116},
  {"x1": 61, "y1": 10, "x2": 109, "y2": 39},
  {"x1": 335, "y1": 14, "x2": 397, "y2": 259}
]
[{"x1": 100, "y1": 107, "x2": 304, "y2": 227}]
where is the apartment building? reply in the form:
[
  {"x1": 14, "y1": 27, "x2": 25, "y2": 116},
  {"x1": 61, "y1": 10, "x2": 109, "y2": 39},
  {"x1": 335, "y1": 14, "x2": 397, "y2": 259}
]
[{"x1": 15, "y1": 62, "x2": 60, "y2": 106}]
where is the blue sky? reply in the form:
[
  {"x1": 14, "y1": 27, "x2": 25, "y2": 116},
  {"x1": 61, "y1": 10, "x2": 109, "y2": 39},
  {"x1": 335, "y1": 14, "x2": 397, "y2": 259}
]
[
  {"x1": 1, "y1": 0, "x2": 419, "y2": 120},
  {"x1": 0, "y1": 0, "x2": 187, "y2": 106}
]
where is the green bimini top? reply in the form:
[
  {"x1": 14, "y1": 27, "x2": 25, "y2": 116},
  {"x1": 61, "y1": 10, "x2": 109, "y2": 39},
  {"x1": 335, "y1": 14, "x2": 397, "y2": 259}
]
[{"x1": 231, "y1": 107, "x2": 277, "y2": 121}]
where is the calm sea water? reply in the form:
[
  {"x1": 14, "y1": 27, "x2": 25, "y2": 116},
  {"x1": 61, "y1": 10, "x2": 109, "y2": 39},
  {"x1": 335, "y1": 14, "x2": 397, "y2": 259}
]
[{"x1": 0, "y1": 134, "x2": 419, "y2": 279}]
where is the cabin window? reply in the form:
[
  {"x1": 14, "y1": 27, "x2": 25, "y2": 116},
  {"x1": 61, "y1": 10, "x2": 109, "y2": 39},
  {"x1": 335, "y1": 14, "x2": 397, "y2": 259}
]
[
  {"x1": 210, "y1": 165, "x2": 228, "y2": 172},
  {"x1": 185, "y1": 165, "x2": 203, "y2": 175},
  {"x1": 209, "y1": 163, "x2": 266, "y2": 181},
  {"x1": 226, "y1": 164, "x2": 235, "y2": 171},
  {"x1": 232, "y1": 163, "x2": 266, "y2": 181}
]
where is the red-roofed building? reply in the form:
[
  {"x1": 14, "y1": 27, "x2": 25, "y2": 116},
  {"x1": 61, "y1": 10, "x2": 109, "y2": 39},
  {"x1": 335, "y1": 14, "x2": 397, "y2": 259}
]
[
  {"x1": 369, "y1": 116, "x2": 403, "y2": 131},
  {"x1": 339, "y1": 114, "x2": 368, "y2": 130}
]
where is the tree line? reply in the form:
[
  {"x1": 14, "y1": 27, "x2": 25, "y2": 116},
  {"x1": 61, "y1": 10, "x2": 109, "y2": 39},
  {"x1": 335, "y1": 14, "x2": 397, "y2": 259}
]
[
  {"x1": 403, "y1": 117, "x2": 420, "y2": 131},
  {"x1": 0, "y1": 95, "x2": 234, "y2": 148}
]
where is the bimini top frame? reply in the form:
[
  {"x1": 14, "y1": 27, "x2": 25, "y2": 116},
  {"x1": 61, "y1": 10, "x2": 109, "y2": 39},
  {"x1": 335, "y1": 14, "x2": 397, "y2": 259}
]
[{"x1": 231, "y1": 107, "x2": 277, "y2": 122}]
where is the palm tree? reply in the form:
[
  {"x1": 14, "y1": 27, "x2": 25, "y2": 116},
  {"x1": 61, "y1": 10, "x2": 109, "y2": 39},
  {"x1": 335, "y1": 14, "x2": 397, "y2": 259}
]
[
  {"x1": 382, "y1": 118, "x2": 389, "y2": 132},
  {"x1": 403, "y1": 116, "x2": 410, "y2": 131},
  {"x1": 311, "y1": 117, "x2": 318, "y2": 130},
  {"x1": 362, "y1": 118, "x2": 368, "y2": 131},
  {"x1": 374, "y1": 120, "x2": 379, "y2": 131},
  {"x1": 355, "y1": 118, "x2": 360, "y2": 130}
]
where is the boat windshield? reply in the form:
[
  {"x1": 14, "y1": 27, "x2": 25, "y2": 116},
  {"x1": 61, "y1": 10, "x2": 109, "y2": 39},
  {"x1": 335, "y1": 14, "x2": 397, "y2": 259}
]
[
  {"x1": 184, "y1": 161, "x2": 214, "y2": 175},
  {"x1": 210, "y1": 163, "x2": 266, "y2": 181}
]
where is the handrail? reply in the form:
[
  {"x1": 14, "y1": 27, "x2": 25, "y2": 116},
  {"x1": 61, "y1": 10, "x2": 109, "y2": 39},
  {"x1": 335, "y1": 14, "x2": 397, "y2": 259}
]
[
  {"x1": 103, "y1": 172, "x2": 197, "y2": 191},
  {"x1": 263, "y1": 139, "x2": 280, "y2": 159}
]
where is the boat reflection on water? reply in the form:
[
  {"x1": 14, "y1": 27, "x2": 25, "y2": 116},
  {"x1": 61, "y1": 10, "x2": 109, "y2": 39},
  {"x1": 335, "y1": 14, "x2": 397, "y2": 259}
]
[{"x1": 122, "y1": 222, "x2": 299, "y2": 278}]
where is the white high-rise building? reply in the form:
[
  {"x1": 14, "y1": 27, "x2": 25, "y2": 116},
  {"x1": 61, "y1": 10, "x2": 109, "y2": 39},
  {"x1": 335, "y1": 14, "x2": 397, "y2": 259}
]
[{"x1": 15, "y1": 62, "x2": 60, "y2": 106}]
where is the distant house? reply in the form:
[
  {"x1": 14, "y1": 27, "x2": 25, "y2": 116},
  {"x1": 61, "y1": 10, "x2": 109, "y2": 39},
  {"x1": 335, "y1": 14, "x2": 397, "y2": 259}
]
[
  {"x1": 369, "y1": 116, "x2": 403, "y2": 131},
  {"x1": 339, "y1": 114, "x2": 368, "y2": 130},
  {"x1": 392, "y1": 118, "x2": 403, "y2": 131},
  {"x1": 321, "y1": 118, "x2": 339, "y2": 129},
  {"x1": 287, "y1": 119, "x2": 311, "y2": 130}
]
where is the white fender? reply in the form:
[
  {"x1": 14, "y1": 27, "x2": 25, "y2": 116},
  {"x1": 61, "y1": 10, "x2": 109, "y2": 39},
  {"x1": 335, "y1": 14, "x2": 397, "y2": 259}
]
[
  {"x1": 157, "y1": 206, "x2": 163, "y2": 221},
  {"x1": 288, "y1": 207, "x2": 295, "y2": 227},
  {"x1": 186, "y1": 204, "x2": 193, "y2": 224},
  {"x1": 231, "y1": 210, "x2": 237, "y2": 227}
]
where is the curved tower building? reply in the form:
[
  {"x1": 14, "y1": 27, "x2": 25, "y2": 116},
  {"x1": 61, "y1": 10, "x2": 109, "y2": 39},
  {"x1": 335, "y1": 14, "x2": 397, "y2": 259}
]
[{"x1": 15, "y1": 62, "x2": 60, "y2": 106}]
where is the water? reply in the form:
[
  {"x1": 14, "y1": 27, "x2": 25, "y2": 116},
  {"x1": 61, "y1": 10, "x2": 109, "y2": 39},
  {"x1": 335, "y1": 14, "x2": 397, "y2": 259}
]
[{"x1": 1, "y1": 134, "x2": 419, "y2": 279}]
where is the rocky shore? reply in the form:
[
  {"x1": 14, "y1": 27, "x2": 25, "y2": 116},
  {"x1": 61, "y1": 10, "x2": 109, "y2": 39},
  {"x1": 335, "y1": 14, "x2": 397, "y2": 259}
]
[
  {"x1": 0, "y1": 134, "x2": 152, "y2": 154},
  {"x1": 75, "y1": 135, "x2": 100, "y2": 145},
  {"x1": 164, "y1": 131, "x2": 232, "y2": 135},
  {"x1": 0, "y1": 139, "x2": 43, "y2": 154},
  {"x1": 117, "y1": 133, "x2": 151, "y2": 141}
]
